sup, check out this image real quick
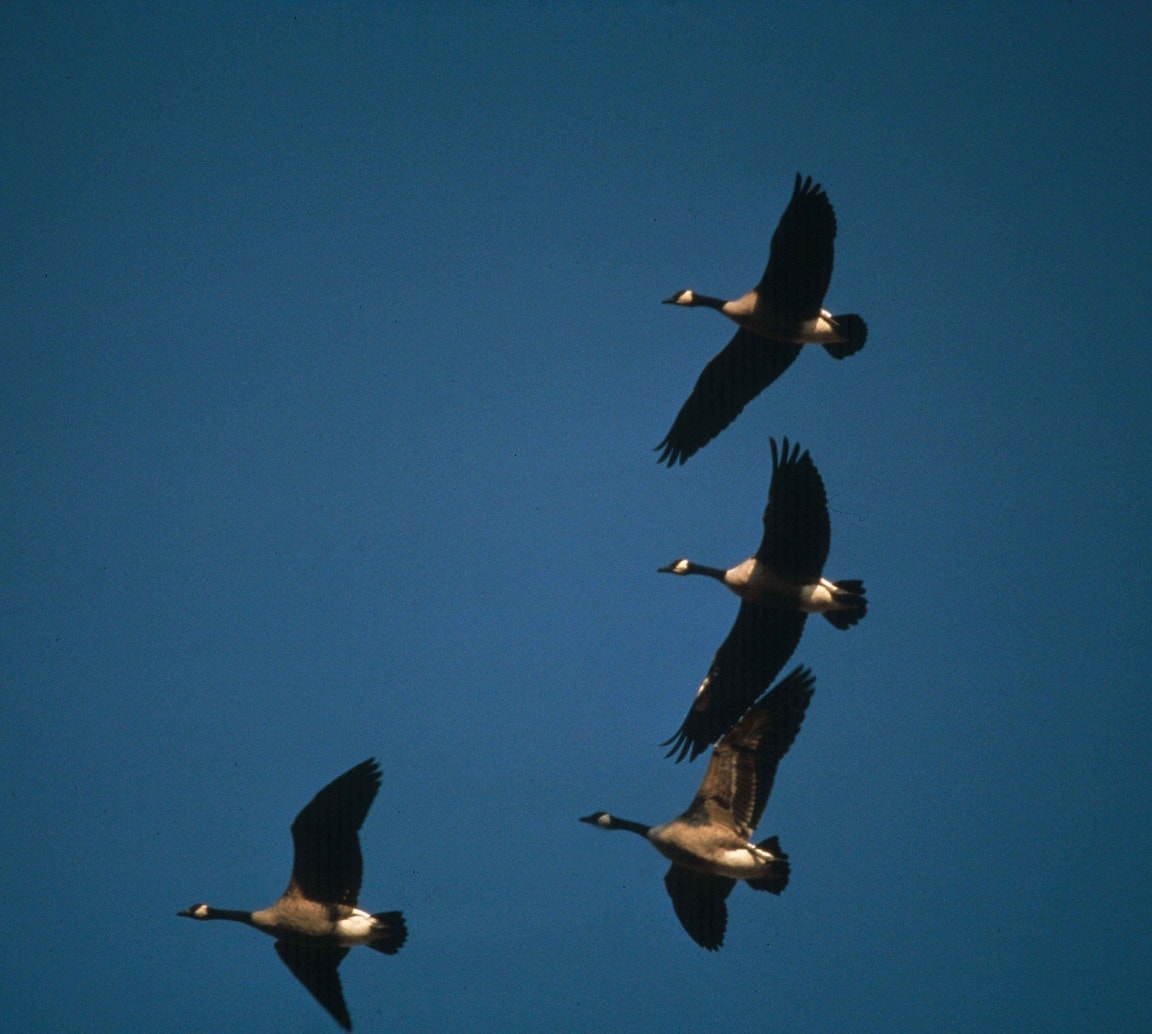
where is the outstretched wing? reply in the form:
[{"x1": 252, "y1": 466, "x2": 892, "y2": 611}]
[
  {"x1": 274, "y1": 941, "x2": 352, "y2": 1031},
  {"x1": 288, "y1": 758, "x2": 382, "y2": 905},
  {"x1": 756, "y1": 437, "x2": 831, "y2": 581},
  {"x1": 663, "y1": 606, "x2": 807, "y2": 763},
  {"x1": 657, "y1": 328, "x2": 802, "y2": 466},
  {"x1": 687, "y1": 666, "x2": 816, "y2": 837},
  {"x1": 663, "y1": 864, "x2": 736, "y2": 951},
  {"x1": 758, "y1": 174, "x2": 837, "y2": 321}
]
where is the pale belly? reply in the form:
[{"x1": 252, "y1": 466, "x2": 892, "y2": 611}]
[
  {"x1": 252, "y1": 904, "x2": 380, "y2": 946},
  {"x1": 649, "y1": 825, "x2": 780, "y2": 880},
  {"x1": 734, "y1": 304, "x2": 846, "y2": 345},
  {"x1": 723, "y1": 558, "x2": 788, "y2": 602},
  {"x1": 724, "y1": 559, "x2": 822, "y2": 608}
]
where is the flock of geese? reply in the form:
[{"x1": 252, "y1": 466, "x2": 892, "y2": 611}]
[{"x1": 178, "y1": 174, "x2": 868, "y2": 1027}]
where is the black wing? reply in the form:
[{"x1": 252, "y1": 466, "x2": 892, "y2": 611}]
[
  {"x1": 289, "y1": 758, "x2": 382, "y2": 905},
  {"x1": 755, "y1": 438, "x2": 831, "y2": 581},
  {"x1": 274, "y1": 941, "x2": 352, "y2": 1031},
  {"x1": 663, "y1": 864, "x2": 736, "y2": 951},
  {"x1": 664, "y1": 606, "x2": 807, "y2": 763},
  {"x1": 657, "y1": 328, "x2": 802, "y2": 466},
  {"x1": 758, "y1": 174, "x2": 837, "y2": 321}
]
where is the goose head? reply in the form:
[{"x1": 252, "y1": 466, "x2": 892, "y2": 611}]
[
  {"x1": 658, "y1": 558, "x2": 693, "y2": 575},
  {"x1": 662, "y1": 289, "x2": 697, "y2": 306},
  {"x1": 579, "y1": 812, "x2": 651, "y2": 838},
  {"x1": 177, "y1": 904, "x2": 212, "y2": 920}
]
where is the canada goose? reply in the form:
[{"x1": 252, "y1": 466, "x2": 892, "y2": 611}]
[
  {"x1": 660, "y1": 438, "x2": 864, "y2": 762},
  {"x1": 178, "y1": 758, "x2": 406, "y2": 1031},
  {"x1": 657, "y1": 174, "x2": 867, "y2": 465},
  {"x1": 581, "y1": 666, "x2": 814, "y2": 950}
]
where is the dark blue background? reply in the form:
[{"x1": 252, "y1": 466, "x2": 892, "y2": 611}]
[{"x1": 3, "y1": 4, "x2": 1149, "y2": 1031}]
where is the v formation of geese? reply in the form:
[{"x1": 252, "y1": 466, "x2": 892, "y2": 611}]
[
  {"x1": 580, "y1": 173, "x2": 869, "y2": 949},
  {"x1": 177, "y1": 173, "x2": 867, "y2": 1027}
]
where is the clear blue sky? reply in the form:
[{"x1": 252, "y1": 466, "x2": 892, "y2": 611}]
[{"x1": 3, "y1": 3, "x2": 1150, "y2": 1031}]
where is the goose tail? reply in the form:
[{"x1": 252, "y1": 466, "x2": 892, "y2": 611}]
[
  {"x1": 822, "y1": 580, "x2": 867, "y2": 629},
  {"x1": 824, "y1": 314, "x2": 867, "y2": 359},
  {"x1": 366, "y1": 911, "x2": 408, "y2": 955},
  {"x1": 746, "y1": 836, "x2": 791, "y2": 895}
]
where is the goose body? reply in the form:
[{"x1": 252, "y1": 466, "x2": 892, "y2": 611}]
[
  {"x1": 178, "y1": 901, "x2": 392, "y2": 945},
  {"x1": 667, "y1": 291, "x2": 850, "y2": 346},
  {"x1": 658, "y1": 174, "x2": 867, "y2": 465},
  {"x1": 178, "y1": 758, "x2": 407, "y2": 1031},
  {"x1": 646, "y1": 820, "x2": 785, "y2": 881},
  {"x1": 660, "y1": 438, "x2": 865, "y2": 762},
  {"x1": 661, "y1": 556, "x2": 850, "y2": 611},
  {"x1": 581, "y1": 666, "x2": 815, "y2": 950}
]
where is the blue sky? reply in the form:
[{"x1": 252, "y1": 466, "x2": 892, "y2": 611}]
[{"x1": 3, "y1": 2, "x2": 1150, "y2": 1031}]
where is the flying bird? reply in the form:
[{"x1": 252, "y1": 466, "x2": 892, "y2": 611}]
[
  {"x1": 178, "y1": 758, "x2": 407, "y2": 1031},
  {"x1": 660, "y1": 438, "x2": 865, "y2": 762},
  {"x1": 657, "y1": 174, "x2": 867, "y2": 465},
  {"x1": 581, "y1": 666, "x2": 815, "y2": 950}
]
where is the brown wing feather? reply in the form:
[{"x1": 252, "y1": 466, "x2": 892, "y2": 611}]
[{"x1": 683, "y1": 667, "x2": 816, "y2": 838}]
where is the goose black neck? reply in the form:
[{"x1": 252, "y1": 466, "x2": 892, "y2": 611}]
[
  {"x1": 692, "y1": 293, "x2": 727, "y2": 312},
  {"x1": 202, "y1": 907, "x2": 256, "y2": 925}
]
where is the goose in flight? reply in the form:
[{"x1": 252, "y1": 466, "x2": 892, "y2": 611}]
[
  {"x1": 581, "y1": 666, "x2": 815, "y2": 950},
  {"x1": 657, "y1": 174, "x2": 867, "y2": 465},
  {"x1": 660, "y1": 438, "x2": 864, "y2": 762},
  {"x1": 178, "y1": 758, "x2": 407, "y2": 1030}
]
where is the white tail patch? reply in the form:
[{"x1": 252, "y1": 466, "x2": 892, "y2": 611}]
[
  {"x1": 797, "y1": 580, "x2": 837, "y2": 612},
  {"x1": 336, "y1": 909, "x2": 377, "y2": 944}
]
